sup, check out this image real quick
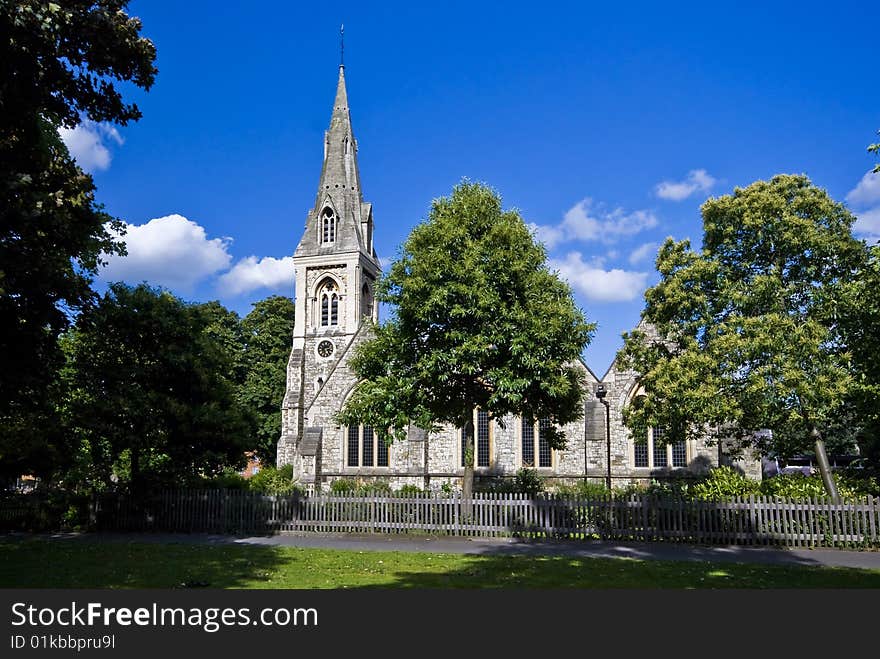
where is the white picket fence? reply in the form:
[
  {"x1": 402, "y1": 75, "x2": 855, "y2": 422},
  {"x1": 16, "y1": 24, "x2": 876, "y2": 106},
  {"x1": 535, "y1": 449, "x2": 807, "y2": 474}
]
[{"x1": 94, "y1": 490, "x2": 880, "y2": 548}]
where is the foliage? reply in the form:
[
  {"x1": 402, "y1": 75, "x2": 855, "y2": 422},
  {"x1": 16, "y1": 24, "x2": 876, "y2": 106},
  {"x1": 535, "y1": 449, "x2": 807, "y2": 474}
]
[
  {"x1": 202, "y1": 470, "x2": 251, "y2": 491},
  {"x1": 838, "y1": 244, "x2": 880, "y2": 470},
  {"x1": 691, "y1": 467, "x2": 760, "y2": 500},
  {"x1": 618, "y1": 175, "x2": 870, "y2": 497},
  {"x1": 64, "y1": 283, "x2": 252, "y2": 493},
  {"x1": 248, "y1": 465, "x2": 301, "y2": 495},
  {"x1": 0, "y1": 0, "x2": 157, "y2": 480},
  {"x1": 238, "y1": 296, "x2": 295, "y2": 464},
  {"x1": 338, "y1": 180, "x2": 595, "y2": 497},
  {"x1": 759, "y1": 473, "x2": 863, "y2": 501},
  {"x1": 512, "y1": 468, "x2": 545, "y2": 496},
  {"x1": 396, "y1": 484, "x2": 423, "y2": 496},
  {"x1": 329, "y1": 478, "x2": 392, "y2": 495},
  {"x1": 553, "y1": 480, "x2": 609, "y2": 498}
]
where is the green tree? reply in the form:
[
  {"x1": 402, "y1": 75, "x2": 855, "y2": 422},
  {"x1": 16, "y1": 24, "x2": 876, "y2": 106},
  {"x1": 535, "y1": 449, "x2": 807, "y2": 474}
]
[
  {"x1": 337, "y1": 181, "x2": 595, "y2": 500},
  {"x1": 239, "y1": 296, "x2": 295, "y2": 464},
  {"x1": 0, "y1": 1, "x2": 157, "y2": 478},
  {"x1": 839, "y1": 244, "x2": 880, "y2": 469},
  {"x1": 618, "y1": 175, "x2": 869, "y2": 501},
  {"x1": 65, "y1": 284, "x2": 251, "y2": 494}
]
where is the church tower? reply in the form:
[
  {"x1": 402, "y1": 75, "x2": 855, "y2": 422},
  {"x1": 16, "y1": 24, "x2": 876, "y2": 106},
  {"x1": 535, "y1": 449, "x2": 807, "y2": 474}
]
[{"x1": 276, "y1": 63, "x2": 381, "y2": 481}]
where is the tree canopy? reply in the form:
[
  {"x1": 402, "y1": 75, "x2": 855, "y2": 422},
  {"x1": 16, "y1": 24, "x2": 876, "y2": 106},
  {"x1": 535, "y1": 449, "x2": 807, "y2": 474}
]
[
  {"x1": 0, "y1": 1, "x2": 157, "y2": 477},
  {"x1": 337, "y1": 181, "x2": 595, "y2": 496},
  {"x1": 617, "y1": 174, "x2": 870, "y2": 500},
  {"x1": 239, "y1": 296, "x2": 295, "y2": 464},
  {"x1": 64, "y1": 284, "x2": 251, "y2": 493}
]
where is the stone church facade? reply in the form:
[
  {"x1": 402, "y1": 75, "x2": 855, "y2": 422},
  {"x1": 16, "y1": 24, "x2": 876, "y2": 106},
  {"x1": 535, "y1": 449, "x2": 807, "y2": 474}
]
[{"x1": 276, "y1": 65, "x2": 759, "y2": 491}]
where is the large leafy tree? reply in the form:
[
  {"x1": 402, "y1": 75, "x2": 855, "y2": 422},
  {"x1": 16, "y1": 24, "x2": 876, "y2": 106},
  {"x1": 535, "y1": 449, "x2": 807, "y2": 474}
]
[
  {"x1": 65, "y1": 284, "x2": 251, "y2": 494},
  {"x1": 0, "y1": 1, "x2": 157, "y2": 477},
  {"x1": 618, "y1": 175, "x2": 869, "y2": 501},
  {"x1": 239, "y1": 296, "x2": 295, "y2": 464},
  {"x1": 338, "y1": 181, "x2": 595, "y2": 499},
  {"x1": 839, "y1": 244, "x2": 880, "y2": 469}
]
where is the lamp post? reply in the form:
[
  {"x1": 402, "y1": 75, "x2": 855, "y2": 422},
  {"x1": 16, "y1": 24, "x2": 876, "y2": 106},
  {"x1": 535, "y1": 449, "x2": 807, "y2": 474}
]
[{"x1": 595, "y1": 383, "x2": 611, "y2": 491}]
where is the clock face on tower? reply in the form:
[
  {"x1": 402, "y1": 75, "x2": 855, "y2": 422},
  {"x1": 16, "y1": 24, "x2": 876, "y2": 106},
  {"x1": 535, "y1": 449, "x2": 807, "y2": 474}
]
[{"x1": 317, "y1": 340, "x2": 334, "y2": 358}]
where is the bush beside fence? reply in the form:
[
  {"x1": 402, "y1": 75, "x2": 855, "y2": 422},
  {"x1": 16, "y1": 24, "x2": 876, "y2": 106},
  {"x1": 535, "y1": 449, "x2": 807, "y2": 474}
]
[{"x1": 85, "y1": 490, "x2": 880, "y2": 549}]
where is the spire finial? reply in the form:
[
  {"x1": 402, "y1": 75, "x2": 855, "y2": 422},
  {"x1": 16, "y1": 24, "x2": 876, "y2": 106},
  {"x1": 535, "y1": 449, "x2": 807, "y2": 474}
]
[{"x1": 340, "y1": 23, "x2": 344, "y2": 68}]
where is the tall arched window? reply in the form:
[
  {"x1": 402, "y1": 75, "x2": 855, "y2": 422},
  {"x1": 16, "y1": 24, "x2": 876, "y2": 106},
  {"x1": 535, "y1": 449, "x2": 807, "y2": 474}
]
[
  {"x1": 361, "y1": 283, "x2": 373, "y2": 319},
  {"x1": 318, "y1": 279, "x2": 339, "y2": 327},
  {"x1": 321, "y1": 207, "x2": 336, "y2": 244}
]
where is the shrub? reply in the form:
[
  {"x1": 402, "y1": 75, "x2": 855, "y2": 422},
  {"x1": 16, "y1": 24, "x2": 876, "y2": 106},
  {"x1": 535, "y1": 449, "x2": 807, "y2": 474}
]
[
  {"x1": 329, "y1": 478, "x2": 358, "y2": 494},
  {"x1": 513, "y1": 468, "x2": 545, "y2": 496},
  {"x1": 329, "y1": 478, "x2": 392, "y2": 495},
  {"x1": 691, "y1": 466, "x2": 760, "y2": 501},
  {"x1": 759, "y1": 473, "x2": 861, "y2": 501},
  {"x1": 554, "y1": 480, "x2": 608, "y2": 498},
  {"x1": 202, "y1": 470, "x2": 250, "y2": 490},
  {"x1": 643, "y1": 478, "x2": 694, "y2": 500},
  {"x1": 248, "y1": 465, "x2": 302, "y2": 495},
  {"x1": 396, "y1": 484, "x2": 423, "y2": 496}
]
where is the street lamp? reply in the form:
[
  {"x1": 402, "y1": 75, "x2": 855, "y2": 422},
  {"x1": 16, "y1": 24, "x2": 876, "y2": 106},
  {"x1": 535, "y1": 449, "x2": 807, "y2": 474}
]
[{"x1": 595, "y1": 383, "x2": 612, "y2": 491}]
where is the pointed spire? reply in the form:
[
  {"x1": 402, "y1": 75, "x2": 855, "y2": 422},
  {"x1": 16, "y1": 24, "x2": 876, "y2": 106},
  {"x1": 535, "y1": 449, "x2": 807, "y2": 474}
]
[
  {"x1": 317, "y1": 64, "x2": 357, "y2": 200},
  {"x1": 340, "y1": 23, "x2": 344, "y2": 68}
]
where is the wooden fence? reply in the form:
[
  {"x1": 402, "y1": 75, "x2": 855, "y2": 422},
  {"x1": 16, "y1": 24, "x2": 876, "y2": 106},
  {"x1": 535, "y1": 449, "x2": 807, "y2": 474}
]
[{"x1": 92, "y1": 490, "x2": 880, "y2": 548}]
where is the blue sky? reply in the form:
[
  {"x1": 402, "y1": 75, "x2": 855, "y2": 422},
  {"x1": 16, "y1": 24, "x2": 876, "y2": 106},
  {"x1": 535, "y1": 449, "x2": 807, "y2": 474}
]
[{"x1": 64, "y1": 0, "x2": 880, "y2": 375}]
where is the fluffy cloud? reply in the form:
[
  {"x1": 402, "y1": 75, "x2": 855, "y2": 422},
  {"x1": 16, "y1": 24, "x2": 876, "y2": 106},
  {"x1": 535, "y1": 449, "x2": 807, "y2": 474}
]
[
  {"x1": 846, "y1": 171, "x2": 880, "y2": 208},
  {"x1": 58, "y1": 120, "x2": 123, "y2": 172},
  {"x1": 101, "y1": 214, "x2": 232, "y2": 291},
  {"x1": 628, "y1": 242, "x2": 658, "y2": 265},
  {"x1": 217, "y1": 256, "x2": 295, "y2": 296},
  {"x1": 549, "y1": 252, "x2": 649, "y2": 302},
  {"x1": 655, "y1": 169, "x2": 716, "y2": 201},
  {"x1": 530, "y1": 199, "x2": 658, "y2": 249},
  {"x1": 854, "y1": 207, "x2": 880, "y2": 244}
]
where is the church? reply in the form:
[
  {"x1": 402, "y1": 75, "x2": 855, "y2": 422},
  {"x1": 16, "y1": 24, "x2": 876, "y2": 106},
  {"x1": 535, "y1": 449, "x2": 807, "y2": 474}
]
[{"x1": 275, "y1": 64, "x2": 760, "y2": 491}]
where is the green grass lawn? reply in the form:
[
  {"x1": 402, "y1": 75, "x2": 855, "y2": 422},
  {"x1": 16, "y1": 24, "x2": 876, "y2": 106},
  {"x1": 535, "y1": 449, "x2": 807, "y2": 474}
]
[{"x1": 1, "y1": 536, "x2": 879, "y2": 588}]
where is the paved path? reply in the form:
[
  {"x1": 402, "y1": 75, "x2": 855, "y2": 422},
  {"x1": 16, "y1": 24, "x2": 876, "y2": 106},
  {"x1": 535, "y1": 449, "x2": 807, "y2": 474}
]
[{"x1": 21, "y1": 531, "x2": 880, "y2": 570}]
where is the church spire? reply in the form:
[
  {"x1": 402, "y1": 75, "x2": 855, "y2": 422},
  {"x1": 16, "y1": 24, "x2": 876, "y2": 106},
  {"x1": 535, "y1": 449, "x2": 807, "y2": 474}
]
[
  {"x1": 295, "y1": 56, "x2": 377, "y2": 262},
  {"x1": 314, "y1": 64, "x2": 360, "y2": 205}
]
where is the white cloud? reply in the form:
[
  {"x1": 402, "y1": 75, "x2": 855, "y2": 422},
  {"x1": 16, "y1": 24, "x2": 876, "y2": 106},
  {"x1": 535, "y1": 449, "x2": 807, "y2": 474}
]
[
  {"x1": 846, "y1": 171, "x2": 880, "y2": 208},
  {"x1": 101, "y1": 214, "x2": 232, "y2": 291},
  {"x1": 549, "y1": 252, "x2": 649, "y2": 302},
  {"x1": 58, "y1": 120, "x2": 123, "y2": 172},
  {"x1": 530, "y1": 198, "x2": 658, "y2": 249},
  {"x1": 629, "y1": 242, "x2": 658, "y2": 265},
  {"x1": 854, "y1": 207, "x2": 880, "y2": 245},
  {"x1": 217, "y1": 256, "x2": 295, "y2": 296},
  {"x1": 655, "y1": 169, "x2": 716, "y2": 201},
  {"x1": 528, "y1": 223, "x2": 566, "y2": 250}
]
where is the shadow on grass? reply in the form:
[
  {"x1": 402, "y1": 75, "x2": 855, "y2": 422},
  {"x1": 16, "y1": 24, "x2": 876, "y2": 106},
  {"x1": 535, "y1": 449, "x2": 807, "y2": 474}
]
[
  {"x1": 0, "y1": 533, "x2": 288, "y2": 588},
  {"x1": 3, "y1": 532, "x2": 880, "y2": 589},
  {"x1": 348, "y1": 551, "x2": 880, "y2": 589}
]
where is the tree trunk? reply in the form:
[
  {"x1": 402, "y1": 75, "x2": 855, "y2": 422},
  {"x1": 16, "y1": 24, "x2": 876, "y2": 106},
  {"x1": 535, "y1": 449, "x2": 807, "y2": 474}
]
[
  {"x1": 461, "y1": 418, "x2": 474, "y2": 520},
  {"x1": 811, "y1": 426, "x2": 840, "y2": 503}
]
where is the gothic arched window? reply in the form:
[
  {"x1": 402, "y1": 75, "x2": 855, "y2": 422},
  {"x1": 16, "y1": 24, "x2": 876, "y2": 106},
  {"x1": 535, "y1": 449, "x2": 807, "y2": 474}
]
[
  {"x1": 321, "y1": 207, "x2": 336, "y2": 244},
  {"x1": 361, "y1": 283, "x2": 373, "y2": 319},
  {"x1": 318, "y1": 278, "x2": 339, "y2": 327}
]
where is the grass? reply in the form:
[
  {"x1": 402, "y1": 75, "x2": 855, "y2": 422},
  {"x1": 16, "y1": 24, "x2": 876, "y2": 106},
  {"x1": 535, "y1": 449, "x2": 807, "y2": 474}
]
[{"x1": 1, "y1": 536, "x2": 879, "y2": 588}]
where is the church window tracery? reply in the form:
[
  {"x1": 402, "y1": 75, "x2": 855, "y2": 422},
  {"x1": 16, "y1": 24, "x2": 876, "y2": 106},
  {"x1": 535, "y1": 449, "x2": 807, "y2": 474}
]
[
  {"x1": 318, "y1": 278, "x2": 339, "y2": 326},
  {"x1": 321, "y1": 207, "x2": 336, "y2": 244}
]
